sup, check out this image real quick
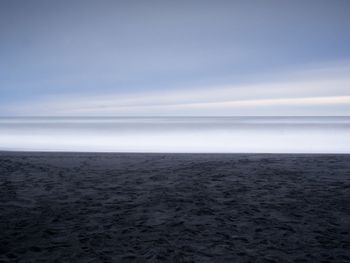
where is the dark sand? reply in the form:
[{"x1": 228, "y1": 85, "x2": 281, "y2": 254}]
[{"x1": 0, "y1": 153, "x2": 349, "y2": 262}]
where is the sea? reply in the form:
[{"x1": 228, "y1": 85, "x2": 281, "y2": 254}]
[{"x1": 0, "y1": 116, "x2": 349, "y2": 153}]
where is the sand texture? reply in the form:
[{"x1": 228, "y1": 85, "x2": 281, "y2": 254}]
[{"x1": 0, "y1": 153, "x2": 349, "y2": 262}]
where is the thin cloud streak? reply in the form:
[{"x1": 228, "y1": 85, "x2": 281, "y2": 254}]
[
  {"x1": 49, "y1": 96, "x2": 349, "y2": 115},
  {"x1": 8, "y1": 65, "x2": 350, "y2": 116}
]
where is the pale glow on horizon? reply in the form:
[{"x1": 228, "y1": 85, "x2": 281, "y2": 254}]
[{"x1": 8, "y1": 65, "x2": 350, "y2": 116}]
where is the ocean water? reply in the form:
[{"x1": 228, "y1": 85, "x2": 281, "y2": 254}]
[{"x1": 0, "y1": 117, "x2": 349, "y2": 153}]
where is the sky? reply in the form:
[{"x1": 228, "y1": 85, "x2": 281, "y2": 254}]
[{"x1": 1, "y1": 0, "x2": 350, "y2": 116}]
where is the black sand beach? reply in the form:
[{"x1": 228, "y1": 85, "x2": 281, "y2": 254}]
[{"x1": 0, "y1": 152, "x2": 349, "y2": 262}]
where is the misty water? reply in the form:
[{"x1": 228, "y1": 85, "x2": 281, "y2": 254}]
[{"x1": 0, "y1": 117, "x2": 349, "y2": 153}]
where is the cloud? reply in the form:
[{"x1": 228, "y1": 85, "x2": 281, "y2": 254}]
[{"x1": 5, "y1": 63, "x2": 350, "y2": 116}]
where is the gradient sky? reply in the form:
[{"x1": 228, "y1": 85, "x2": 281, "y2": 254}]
[{"x1": 1, "y1": 0, "x2": 350, "y2": 116}]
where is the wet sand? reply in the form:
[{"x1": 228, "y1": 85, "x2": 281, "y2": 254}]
[{"x1": 0, "y1": 152, "x2": 349, "y2": 262}]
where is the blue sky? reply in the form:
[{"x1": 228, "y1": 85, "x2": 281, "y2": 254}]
[{"x1": 1, "y1": 0, "x2": 350, "y2": 116}]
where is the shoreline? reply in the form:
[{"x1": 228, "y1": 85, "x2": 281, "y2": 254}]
[{"x1": 1, "y1": 150, "x2": 350, "y2": 155}]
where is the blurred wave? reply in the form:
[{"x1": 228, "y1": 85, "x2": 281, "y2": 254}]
[{"x1": 0, "y1": 117, "x2": 349, "y2": 153}]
